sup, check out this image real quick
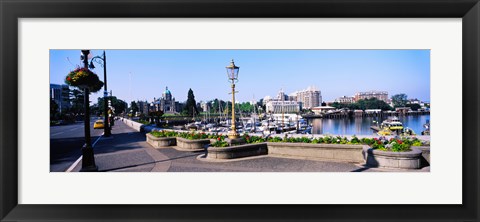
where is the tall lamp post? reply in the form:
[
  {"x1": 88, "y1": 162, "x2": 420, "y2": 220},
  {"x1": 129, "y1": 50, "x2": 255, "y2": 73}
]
[
  {"x1": 80, "y1": 50, "x2": 98, "y2": 172},
  {"x1": 89, "y1": 50, "x2": 111, "y2": 137},
  {"x1": 226, "y1": 59, "x2": 240, "y2": 139}
]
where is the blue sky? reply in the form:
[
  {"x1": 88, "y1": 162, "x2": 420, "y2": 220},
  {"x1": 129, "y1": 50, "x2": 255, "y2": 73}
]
[{"x1": 50, "y1": 49, "x2": 430, "y2": 105}]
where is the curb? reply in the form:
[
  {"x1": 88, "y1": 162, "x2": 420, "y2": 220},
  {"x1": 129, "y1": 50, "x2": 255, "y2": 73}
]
[
  {"x1": 196, "y1": 154, "x2": 268, "y2": 163},
  {"x1": 65, "y1": 133, "x2": 104, "y2": 172}
]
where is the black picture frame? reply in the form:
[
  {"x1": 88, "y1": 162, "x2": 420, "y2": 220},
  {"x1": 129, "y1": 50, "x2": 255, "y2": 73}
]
[{"x1": 1, "y1": 0, "x2": 478, "y2": 221}]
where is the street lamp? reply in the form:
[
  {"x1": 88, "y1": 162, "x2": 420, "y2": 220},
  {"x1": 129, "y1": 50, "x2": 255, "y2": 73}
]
[
  {"x1": 226, "y1": 59, "x2": 240, "y2": 139},
  {"x1": 80, "y1": 50, "x2": 98, "y2": 172},
  {"x1": 88, "y1": 50, "x2": 111, "y2": 137}
]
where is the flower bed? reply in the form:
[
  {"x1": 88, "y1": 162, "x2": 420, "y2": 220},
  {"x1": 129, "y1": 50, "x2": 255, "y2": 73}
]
[
  {"x1": 267, "y1": 142, "x2": 367, "y2": 163},
  {"x1": 360, "y1": 136, "x2": 428, "y2": 169},
  {"x1": 207, "y1": 143, "x2": 268, "y2": 159},
  {"x1": 174, "y1": 132, "x2": 216, "y2": 150},
  {"x1": 264, "y1": 135, "x2": 428, "y2": 168},
  {"x1": 146, "y1": 130, "x2": 178, "y2": 148},
  {"x1": 364, "y1": 147, "x2": 423, "y2": 169},
  {"x1": 176, "y1": 137, "x2": 211, "y2": 150}
]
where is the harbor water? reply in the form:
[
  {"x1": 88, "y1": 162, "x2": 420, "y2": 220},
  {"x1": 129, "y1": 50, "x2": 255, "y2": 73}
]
[{"x1": 309, "y1": 115, "x2": 430, "y2": 136}]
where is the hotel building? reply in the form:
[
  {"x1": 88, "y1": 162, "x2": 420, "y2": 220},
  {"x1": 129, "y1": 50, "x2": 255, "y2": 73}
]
[{"x1": 354, "y1": 91, "x2": 388, "y2": 102}]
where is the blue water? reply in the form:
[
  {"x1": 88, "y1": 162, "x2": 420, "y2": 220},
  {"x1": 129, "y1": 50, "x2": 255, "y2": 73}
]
[{"x1": 310, "y1": 115, "x2": 430, "y2": 135}]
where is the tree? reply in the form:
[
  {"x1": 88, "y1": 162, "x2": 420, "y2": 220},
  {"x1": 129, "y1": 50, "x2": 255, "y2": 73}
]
[
  {"x1": 148, "y1": 110, "x2": 164, "y2": 125},
  {"x1": 391, "y1": 93, "x2": 408, "y2": 108},
  {"x1": 130, "y1": 101, "x2": 139, "y2": 114},
  {"x1": 50, "y1": 99, "x2": 59, "y2": 119},
  {"x1": 184, "y1": 88, "x2": 198, "y2": 116},
  {"x1": 406, "y1": 103, "x2": 422, "y2": 111},
  {"x1": 330, "y1": 98, "x2": 391, "y2": 111},
  {"x1": 96, "y1": 96, "x2": 127, "y2": 115},
  {"x1": 69, "y1": 88, "x2": 84, "y2": 115}
]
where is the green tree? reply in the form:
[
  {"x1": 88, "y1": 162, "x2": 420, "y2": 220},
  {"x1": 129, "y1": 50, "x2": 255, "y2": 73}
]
[
  {"x1": 391, "y1": 93, "x2": 408, "y2": 108},
  {"x1": 184, "y1": 88, "x2": 198, "y2": 116},
  {"x1": 330, "y1": 98, "x2": 391, "y2": 111},
  {"x1": 50, "y1": 99, "x2": 59, "y2": 119},
  {"x1": 69, "y1": 88, "x2": 84, "y2": 115},
  {"x1": 406, "y1": 103, "x2": 422, "y2": 111},
  {"x1": 96, "y1": 96, "x2": 128, "y2": 115},
  {"x1": 130, "y1": 101, "x2": 139, "y2": 114},
  {"x1": 149, "y1": 110, "x2": 164, "y2": 124}
]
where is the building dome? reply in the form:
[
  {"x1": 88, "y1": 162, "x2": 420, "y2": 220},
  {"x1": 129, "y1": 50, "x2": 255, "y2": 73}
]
[{"x1": 164, "y1": 86, "x2": 171, "y2": 95}]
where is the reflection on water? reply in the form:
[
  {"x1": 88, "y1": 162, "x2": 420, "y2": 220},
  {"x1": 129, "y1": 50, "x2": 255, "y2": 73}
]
[{"x1": 310, "y1": 115, "x2": 430, "y2": 135}]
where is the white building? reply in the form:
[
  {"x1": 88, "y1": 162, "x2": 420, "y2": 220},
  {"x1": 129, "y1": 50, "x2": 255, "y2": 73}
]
[
  {"x1": 50, "y1": 84, "x2": 71, "y2": 113},
  {"x1": 266, "y1": 100, "x2": 300, "y2": 113},
  {"x1": 354, "y1": 90, "x2": 388, "y2": 102},
  {"x1": 335, "y1": 96, "x2": 355, "y2": 104},
  {"x1": 291, "y1": 86, "x2": 322, "y2": 109},
  {"x1": 311, "y1": 106, "x2": 335, "y2": 115}
]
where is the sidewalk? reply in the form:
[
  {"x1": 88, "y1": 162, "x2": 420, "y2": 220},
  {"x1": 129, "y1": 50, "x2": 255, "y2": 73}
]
[
  {"x1": 70, "y1": 120, "x2": 429, "y2": 172},
  {"x1": 70, "y1": 120, "x2": 171, "y2": 172}
]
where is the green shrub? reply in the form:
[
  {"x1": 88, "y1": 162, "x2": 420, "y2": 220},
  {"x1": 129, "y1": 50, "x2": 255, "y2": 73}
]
[
  {"x1": 150, "y1": 130, "x2": 178, "y2": 137},
  {"x1": 177, "y1": 132, "x2": 209, "y2": 140}
]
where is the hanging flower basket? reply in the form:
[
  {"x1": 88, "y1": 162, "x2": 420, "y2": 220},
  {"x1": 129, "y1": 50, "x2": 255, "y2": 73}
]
[{"x1": 65, "y1": 67, "x2": 104, "y2": 92}]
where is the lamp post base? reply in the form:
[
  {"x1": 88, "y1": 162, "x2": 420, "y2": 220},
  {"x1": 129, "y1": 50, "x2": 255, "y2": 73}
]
[
  {"x1": 228, "y1": 130, "x2": 239, "y2": 139},
  {"x1": 80, "y1": 146, "x2": 98, "y2": 172}
]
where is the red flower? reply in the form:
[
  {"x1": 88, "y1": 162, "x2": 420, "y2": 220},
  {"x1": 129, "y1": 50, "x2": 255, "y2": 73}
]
[
  {"x1": 66, "y1": 77, "x2": 71, "y2": 81},
  {"x1": 217, "y1": 137, "x2": 221, "y2": 141},
  {"x1": 377, "y1": 141, "x2": 382, "y2": 145},
  {"x1": 397, "y1": 140, "x2": 402, "y2": 144}
]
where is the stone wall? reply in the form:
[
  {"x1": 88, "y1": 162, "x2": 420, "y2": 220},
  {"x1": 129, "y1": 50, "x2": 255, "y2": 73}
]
[
  {"x1": 364, "y1": 147, "x2": 423, "y2": 169},
  {"x1": 146, "y1": 133, "x2": 177, "y2": 148},
  {"x1": 266, "y1": 142, "x2": 366, "y2": 163},
  {"x1": 176, "y1": 137, "x2": 210, "y2": 150},
  {"x1": 121, "y1": 118, "x2": 144, "y2": 132},
  {"x1": 207, "y1": 143, "x2": 268, "y2": 159}
]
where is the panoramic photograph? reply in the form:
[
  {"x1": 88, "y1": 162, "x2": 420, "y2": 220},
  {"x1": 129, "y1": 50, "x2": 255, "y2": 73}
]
[{"x1": 50, "y1": 49, "x2": 431, "y2": 172}]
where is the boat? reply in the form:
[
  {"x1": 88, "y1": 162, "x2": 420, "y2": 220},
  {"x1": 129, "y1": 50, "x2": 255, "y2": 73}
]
[
  {"x1": 400, "y1": 127, "x2": 416, "y2": 136},
  {"x1": 377, "y1": 127, "x2": 392, "y2": 136},
  {"x1": 381, "y1": 116, "x2": 404, "y2": 131},
  {"x1": 421, "y1": 120, "x2": 430, "y2": 135}
]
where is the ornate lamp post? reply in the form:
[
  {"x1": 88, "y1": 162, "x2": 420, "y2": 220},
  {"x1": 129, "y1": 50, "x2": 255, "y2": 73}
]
[
  {"x1": 88, "y1": 50, "x2": 111, "y2": 137},
  {"x1": 226, "y1": 59, "x2": 240, "y2": 139},
  {"x1": 80, "y1": 50, "x2": 98, "y2": 172}
]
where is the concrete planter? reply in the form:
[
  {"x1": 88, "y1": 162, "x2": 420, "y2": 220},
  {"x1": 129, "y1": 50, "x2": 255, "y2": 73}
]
[
  {"x1": 364, "y1": 147, "x2": 423, "y2": 169},
  {"x1": 146, "y1": 133, "x2": 177, "y2": 148},
  {"x1": 207, "y1": 143, "x2": 268, "y2": 159},
  {"x1": 266, "y1": 142, "x2": 366, "y2": 163},
  {"x1": 412, "y1": 146, "x2": 430, "y2": 167},
  {"x1": 176, "y1": 137, "x2": 211, "y2": 150}
]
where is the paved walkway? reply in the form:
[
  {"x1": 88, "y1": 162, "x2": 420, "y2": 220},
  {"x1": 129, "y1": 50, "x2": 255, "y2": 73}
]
[{"x1": 70, "y1": 120, "x2": 429, "y2": 172}]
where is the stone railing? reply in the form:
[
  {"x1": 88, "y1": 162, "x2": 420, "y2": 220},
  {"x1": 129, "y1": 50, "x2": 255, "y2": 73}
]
[
  {"x1": 120, "y1": 117, "x2": 144, "y2": 132},
  {"x1": 266, "y1": 142, "x2": 367, "y2": 163}
]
